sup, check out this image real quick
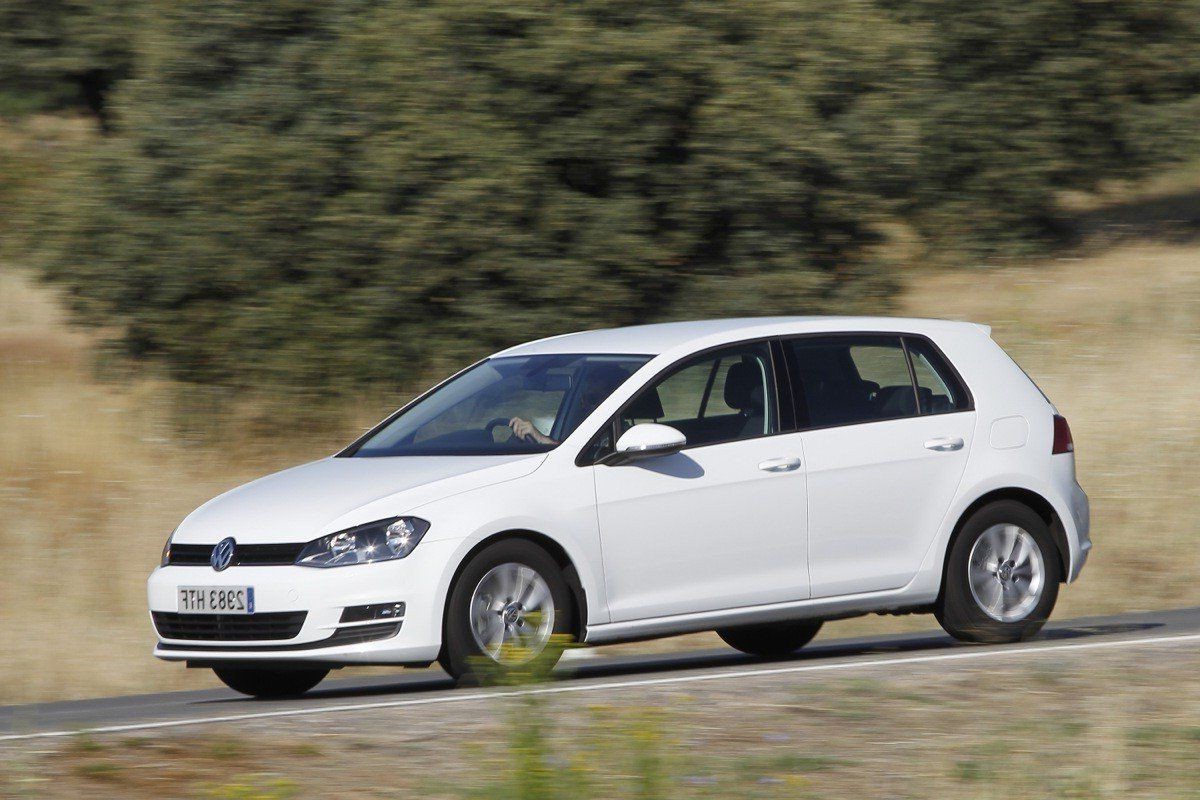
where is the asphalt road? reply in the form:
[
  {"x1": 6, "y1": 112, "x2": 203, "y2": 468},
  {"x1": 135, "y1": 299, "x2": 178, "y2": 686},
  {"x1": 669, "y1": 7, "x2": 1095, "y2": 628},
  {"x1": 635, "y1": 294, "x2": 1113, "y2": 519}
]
[{"x1": 4, "y1": 606, "x2": 1200, "y2": 742}]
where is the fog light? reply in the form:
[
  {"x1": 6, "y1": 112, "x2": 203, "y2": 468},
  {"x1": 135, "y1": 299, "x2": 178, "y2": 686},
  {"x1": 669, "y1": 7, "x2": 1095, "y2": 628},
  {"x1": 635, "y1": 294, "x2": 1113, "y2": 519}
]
[{"x1": 340, "y1": 602, "x2": 406, "y2": 624}]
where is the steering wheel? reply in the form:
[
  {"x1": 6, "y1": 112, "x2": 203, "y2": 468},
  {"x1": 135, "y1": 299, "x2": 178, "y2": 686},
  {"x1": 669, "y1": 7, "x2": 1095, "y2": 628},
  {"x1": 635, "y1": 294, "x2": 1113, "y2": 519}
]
[{"x1": 485, "y1": 417, "x2": 514, "y2": 440}]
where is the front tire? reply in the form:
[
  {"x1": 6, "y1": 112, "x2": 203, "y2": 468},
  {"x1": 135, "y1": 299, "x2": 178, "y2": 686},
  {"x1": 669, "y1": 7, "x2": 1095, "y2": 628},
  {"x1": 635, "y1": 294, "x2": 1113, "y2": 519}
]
[
  {"x1": 439, "y1": 539, "x2": 574, "y2": 682},
  {"x1": 213, "y1": 667, "x2": 329, "y2": 699},
  {"x1": 937, "y1": 500, "x2": 1061, "y2": 644},
  {"x1": 716, "y1": 619, "x2": 823, "y2": 657}
]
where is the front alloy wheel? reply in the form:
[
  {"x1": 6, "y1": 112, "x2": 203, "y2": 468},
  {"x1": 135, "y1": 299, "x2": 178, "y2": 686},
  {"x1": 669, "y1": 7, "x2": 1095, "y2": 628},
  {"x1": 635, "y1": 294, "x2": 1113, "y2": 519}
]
[
  {"x1": 440, "y1": 539, "x2": 573, "y2": 681},
  {"x1": 470, "y1": 563, "x2": 557, "y2": 665}
]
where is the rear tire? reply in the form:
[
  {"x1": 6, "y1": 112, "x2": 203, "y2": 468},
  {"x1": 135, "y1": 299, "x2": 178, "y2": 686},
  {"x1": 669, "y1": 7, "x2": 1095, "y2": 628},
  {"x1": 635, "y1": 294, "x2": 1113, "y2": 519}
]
[
  {"x1": 213, "y1": 667, "x2": 329, "y2": 699},
  {"x1": 439, "y1": 539, "x2": 574, "y2": 683},
  {"x1": 716, "y1": 619, "x2": 823, "y2": 657},
  {"x1": 936, "y1": 500, "x2": 1061, "y2": 644}
]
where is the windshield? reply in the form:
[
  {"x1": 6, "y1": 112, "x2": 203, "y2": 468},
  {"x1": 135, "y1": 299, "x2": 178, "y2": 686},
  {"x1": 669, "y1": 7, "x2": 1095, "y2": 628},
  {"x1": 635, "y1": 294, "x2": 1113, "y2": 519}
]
[{"x1": 350, "y1": 353, "x2": 652, "y2": 457}]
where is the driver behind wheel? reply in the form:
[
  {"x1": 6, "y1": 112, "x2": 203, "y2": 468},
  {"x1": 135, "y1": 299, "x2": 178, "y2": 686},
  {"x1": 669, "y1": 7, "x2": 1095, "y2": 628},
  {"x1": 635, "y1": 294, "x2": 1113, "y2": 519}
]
[
  {"x1": 509, "y1": 366, "x2": 630, "y2": 445},
  {"x1": 508, "y1": 415, "x2": 557, "y2": 445}
]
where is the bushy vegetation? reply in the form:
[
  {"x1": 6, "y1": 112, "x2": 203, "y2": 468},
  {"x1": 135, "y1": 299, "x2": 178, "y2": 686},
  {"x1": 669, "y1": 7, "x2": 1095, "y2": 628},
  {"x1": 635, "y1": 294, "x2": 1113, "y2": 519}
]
[
  {"x1": 0, "y1": 0, "x2": 136, "y2": 124},
  {"x1": 894, "y1": 0, "x2": 1200, "y2": 248},
  {"x1": 8, "y1": 0, "x2": 1200, "y2": 390}
]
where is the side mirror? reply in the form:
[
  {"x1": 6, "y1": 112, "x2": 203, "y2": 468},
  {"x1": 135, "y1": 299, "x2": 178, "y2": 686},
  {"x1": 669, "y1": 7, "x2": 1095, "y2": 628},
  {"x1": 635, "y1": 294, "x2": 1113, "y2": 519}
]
[{"x1": 605, "y1": 423, "x2": 687, "y2": 464}]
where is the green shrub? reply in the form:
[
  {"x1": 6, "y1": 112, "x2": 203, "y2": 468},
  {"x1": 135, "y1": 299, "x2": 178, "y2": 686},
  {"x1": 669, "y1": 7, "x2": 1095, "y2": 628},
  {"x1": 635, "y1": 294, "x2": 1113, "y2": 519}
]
[
  {"x1": 892, "y1": 0, "x2": 1200, "y2": 252},
  {"x1": 0, "y1": 0, "x2": 138, "y2": 125},
  {"x1": 20, "y1": 0, "x2": 1200, "y2": 392},
  {"x1": 37, "y1": 1, "x2": 925, "y2": 391}
]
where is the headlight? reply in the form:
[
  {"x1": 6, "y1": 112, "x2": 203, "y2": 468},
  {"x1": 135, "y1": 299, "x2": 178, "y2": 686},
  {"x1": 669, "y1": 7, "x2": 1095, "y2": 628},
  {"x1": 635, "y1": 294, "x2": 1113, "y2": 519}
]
[
  {"x1": 161, "y1": 530, "x2": 175, "y2": 567},
  {"x1": 295, "y1": 517, "x2": 430, "y2": 568}
]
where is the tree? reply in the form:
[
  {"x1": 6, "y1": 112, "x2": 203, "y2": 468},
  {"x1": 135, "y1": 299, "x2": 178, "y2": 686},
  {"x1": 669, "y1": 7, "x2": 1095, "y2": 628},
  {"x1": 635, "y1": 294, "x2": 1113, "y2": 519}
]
[
  {"x1": 31, "y1": 0, "x2": 1200, "y2": 392},
  {"x1": 890, "y1": 0, "x2": 1200, "y2": 249},
  {"x1": 40, "y1": 0, "x2": 919, "y2": 389}
]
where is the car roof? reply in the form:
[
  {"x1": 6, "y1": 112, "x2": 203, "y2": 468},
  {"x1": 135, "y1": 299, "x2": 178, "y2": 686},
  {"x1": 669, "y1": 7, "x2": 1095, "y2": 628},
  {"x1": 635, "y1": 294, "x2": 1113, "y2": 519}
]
[{"x1": 496, "y1": 317, "x2": 990, "y2": 358}]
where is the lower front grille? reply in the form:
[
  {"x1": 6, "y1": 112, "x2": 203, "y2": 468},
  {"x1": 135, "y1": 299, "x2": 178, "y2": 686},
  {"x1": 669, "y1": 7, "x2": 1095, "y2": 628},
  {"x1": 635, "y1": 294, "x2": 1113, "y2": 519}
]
[
  {"x1": 323, "y1": 621, "x2": 402, "y2": 647},
  {"x1": 152, "y1": 611, "x2": 307, "y2": 641},
  {"x1": 157, "y1": 621, "x2": 401, "y2": 652}
]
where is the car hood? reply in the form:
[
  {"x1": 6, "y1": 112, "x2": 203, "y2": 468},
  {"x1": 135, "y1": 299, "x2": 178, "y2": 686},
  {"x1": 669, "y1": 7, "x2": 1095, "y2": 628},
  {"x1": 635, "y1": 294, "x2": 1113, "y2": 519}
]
[{"x1": 173, "y1": 454, "x2": 545, "y2": 544}]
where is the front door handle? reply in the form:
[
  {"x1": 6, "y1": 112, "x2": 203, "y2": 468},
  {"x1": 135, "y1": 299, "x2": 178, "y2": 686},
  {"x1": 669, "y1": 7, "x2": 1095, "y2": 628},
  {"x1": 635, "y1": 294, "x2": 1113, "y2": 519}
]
[
  {"x1": 924, "y1": 436, "x2": 965, "y2": 452},
  {"x1": 759, "y1": 457, "x2": 802, "y2": 472}
]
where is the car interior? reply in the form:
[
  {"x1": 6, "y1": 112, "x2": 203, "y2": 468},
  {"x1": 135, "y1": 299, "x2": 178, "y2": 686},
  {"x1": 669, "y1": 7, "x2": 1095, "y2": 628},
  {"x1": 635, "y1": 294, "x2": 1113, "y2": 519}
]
[
  {"x1": 789, "y1": 340, "x2": 954, "y2": 427},
  {"x1": 621, "y1": 353, "x2": 772, "y2": 446},
  {"x1": 551, "y1": 363, "x2": 638, "y2": 441}
]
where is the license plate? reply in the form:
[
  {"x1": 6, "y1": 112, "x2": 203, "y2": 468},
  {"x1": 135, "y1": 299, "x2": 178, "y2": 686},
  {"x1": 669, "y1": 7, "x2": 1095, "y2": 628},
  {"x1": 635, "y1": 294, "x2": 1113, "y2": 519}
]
[{"x1": 178, "y1": 586, "x2": 255, "y2": 614}]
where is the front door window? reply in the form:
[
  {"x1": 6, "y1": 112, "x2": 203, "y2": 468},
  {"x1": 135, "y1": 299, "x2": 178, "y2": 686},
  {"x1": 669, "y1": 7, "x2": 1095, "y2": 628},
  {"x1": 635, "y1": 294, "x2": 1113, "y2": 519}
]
[{"x1": 620, "y1": 342, "x2": 778, "y2": 448}]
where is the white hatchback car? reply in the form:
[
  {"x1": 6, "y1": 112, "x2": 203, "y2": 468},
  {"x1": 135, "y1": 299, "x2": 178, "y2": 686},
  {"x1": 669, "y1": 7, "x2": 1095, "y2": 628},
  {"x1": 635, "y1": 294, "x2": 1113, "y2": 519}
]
[{"x1": 149, "y1": 317, "x2": 1090, "y2": 697}]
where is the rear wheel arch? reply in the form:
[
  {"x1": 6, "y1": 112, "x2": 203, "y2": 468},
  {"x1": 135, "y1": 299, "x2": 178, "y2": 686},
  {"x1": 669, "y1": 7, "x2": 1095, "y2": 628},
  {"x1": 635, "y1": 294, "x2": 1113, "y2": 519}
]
[{"x1": 941, "y1": 488, "x2": 1069, "y2": 595}]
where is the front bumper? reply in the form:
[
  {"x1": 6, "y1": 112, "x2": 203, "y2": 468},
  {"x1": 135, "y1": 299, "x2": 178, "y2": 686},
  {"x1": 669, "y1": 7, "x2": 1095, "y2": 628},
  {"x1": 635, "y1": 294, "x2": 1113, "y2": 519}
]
[{"x1": 147, "y1": 539, "x2": 457, "y2": 665}]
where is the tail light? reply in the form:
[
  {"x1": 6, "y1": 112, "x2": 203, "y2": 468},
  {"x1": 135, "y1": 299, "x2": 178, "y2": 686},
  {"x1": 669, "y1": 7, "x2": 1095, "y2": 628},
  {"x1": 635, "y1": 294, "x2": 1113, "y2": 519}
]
[{"x1": 1052, "y1": 414, "x2": 1074, "y2": 454}]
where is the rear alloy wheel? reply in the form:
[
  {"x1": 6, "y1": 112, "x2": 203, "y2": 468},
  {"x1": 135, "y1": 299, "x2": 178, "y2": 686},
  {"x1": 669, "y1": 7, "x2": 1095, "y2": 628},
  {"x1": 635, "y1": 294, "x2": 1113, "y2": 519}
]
[
  {"x1": 213, "y1": 667, "x2": 329, "y2": 699},
  {"x1": 716, "y1": 619, "x2": 823, "y2": 657},
  {"x1": 439, "y1": 539, "x2": 574, "y2": 682},
  {"x1": 937, "y1": 500, "x2": 1061, "y2": 644}
]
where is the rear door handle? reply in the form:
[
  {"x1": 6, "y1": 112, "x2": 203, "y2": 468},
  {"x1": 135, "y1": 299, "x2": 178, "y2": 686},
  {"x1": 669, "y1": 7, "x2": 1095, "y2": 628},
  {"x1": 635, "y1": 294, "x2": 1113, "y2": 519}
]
[
  {"x1": 759, "y1": 457, "x2": 802, "y2": 472},
  {"x1": 924, "y1": 436, "x2": 965, "y2": 452}
]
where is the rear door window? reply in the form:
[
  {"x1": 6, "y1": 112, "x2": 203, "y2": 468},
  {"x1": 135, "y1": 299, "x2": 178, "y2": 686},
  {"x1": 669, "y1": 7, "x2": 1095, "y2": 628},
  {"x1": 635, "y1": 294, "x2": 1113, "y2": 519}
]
[{"x1": 783, "y1": 335, "x2": 918, "y2": 428}]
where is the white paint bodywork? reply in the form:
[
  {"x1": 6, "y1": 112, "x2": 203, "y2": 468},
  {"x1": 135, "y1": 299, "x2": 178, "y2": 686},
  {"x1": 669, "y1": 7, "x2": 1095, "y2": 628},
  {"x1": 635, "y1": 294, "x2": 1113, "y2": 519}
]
[
  {"x1": 595, "y1": 430, "x2": 811, "y2": 621},
  {"x1": 148, "y1": 316, "x2": 1091, "y2": 665}
]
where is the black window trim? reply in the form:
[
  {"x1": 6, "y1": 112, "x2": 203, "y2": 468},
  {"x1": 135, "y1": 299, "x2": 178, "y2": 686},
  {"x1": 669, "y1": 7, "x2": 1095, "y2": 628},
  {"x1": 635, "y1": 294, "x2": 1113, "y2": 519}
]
[
  {"x1": 575, "y1": 335, "x2": 789, "y2": 467},
  {"x1": 778, "y1": 331, "x2": 975, "y2": 434},
  {"x1": 901, "y1": 334, "x2": 974, "y2": 417},
  {"x1": 575, "y1": 330, "x2": 976, "y2": 465},
  {"x1": 770, "y1": 339, "x2": 798, "y2": 433},
  {"x1": 900, "y1": 336, "x2": 923, "y2": 414},
  {"x1": 696, "y1": 358, "x2": 721, "y2": 420}
]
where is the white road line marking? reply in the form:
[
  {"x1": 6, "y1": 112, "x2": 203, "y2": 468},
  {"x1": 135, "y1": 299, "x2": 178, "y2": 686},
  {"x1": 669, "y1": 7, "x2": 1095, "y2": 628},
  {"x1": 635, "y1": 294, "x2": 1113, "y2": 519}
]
[{"x1": 3, "y1": 631, "x2": 1200, "y2": 742}]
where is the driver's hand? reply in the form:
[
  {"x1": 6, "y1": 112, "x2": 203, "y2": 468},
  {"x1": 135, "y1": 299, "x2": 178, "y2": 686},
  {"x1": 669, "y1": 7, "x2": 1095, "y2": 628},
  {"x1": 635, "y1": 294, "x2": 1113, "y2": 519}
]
[
  {"x1": 509, "y1": 417, "x2": 553, "y2": 444},
  {"x1": 509, "y1": 417, "x2": 536, "y2": 441}
]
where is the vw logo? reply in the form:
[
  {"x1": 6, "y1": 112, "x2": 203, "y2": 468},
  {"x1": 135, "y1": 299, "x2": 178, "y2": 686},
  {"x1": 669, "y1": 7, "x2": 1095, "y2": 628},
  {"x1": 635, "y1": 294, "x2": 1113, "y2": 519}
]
[{"x1": 211, "y1": 537, "x2": 236, "y2": 571}]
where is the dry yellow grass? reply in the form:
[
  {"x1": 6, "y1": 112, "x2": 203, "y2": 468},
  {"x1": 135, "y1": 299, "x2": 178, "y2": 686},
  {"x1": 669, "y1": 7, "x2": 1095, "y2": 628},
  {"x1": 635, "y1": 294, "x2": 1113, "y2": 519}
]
[
  {"x1": 900, "y1": 242, "x2": 1200, "y2": 617},
  {"x1": 1, "y1": 171, "x2": 1198, "y2": 702},
  {"x1": 0, "y1": 269, "x2": 376, "y2": 702}
]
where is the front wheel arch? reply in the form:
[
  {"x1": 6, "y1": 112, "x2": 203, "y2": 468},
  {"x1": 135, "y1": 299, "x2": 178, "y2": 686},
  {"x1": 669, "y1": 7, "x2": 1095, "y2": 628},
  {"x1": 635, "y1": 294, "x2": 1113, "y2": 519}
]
[{"x1": 439, "y1": 530, "x2": 587, "y2": 656}]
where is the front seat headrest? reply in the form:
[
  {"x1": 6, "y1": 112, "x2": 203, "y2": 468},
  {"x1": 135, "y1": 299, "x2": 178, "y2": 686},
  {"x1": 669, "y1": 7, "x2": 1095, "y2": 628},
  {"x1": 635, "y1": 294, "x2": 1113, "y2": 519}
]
[{"x1": 724, "y1": 360, "x2": 764, "y2": 412}]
